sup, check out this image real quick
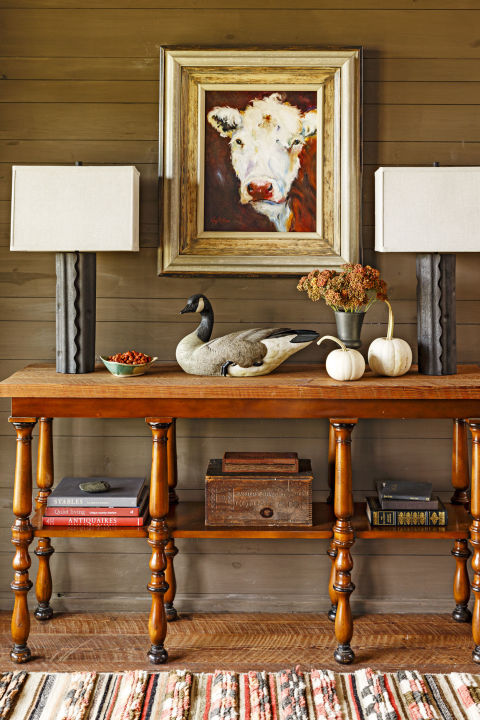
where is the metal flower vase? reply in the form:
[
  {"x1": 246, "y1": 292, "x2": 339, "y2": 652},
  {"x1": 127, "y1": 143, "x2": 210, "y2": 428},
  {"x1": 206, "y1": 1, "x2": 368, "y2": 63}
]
[{"x1": 334, "y1": 311, "x2": 365, "y2": 349}]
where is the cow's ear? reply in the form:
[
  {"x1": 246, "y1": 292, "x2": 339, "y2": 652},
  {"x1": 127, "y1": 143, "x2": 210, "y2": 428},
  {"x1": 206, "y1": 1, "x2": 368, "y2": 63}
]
[
  {"x1": 301, "y1": 110, "x2": 317, "y2": 138},
  {"x1": 207, "y1": 106, "x2": 242, "y2": 137}
]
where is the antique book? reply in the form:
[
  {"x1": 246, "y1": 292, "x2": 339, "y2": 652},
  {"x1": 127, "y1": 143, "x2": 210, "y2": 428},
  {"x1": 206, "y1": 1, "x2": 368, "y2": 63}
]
[
  {"x1": 206, "y1": 458, "x2": 312, "y2": 526},
  {"x1": 45, "y1": 487, "x2": 148, "y2": 517},
  {"x1": 47, "y1": 477, "x2": 146, "y2": 508},
  {"x1": 380, "y1": 496, "x2": 439, "y2": 511},
  {"x1": 366, "y1": 496, "x2": 447, "y2": 526},
  {"x1": 42, "y1": 512, "x2": 148, "y2": 527},
  {"x1": 377, "y1": 479, "x2": 433, "y2": 502},
  {"x1": 222, "y1": 452, "x2": 299, "y2": 473}
]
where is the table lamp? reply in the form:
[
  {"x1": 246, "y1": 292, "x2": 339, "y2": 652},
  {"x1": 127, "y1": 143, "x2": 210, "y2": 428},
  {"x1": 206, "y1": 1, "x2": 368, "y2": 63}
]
[
  {"x1": 10, "y1": 164, "x2": 140, "y2": 373},
  {"x1": 375, "y1": 166, "x2": 480, "y2": 375}
]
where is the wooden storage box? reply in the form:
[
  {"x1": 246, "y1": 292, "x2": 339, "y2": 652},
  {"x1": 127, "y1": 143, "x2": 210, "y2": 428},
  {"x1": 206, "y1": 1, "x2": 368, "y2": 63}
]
[{"x1": 205, "y1": 458, "x2": 313, "y2": 526}]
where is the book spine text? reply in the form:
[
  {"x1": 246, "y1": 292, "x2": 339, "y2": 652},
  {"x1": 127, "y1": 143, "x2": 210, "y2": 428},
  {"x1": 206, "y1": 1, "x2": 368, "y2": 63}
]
[
  {"x1": 42, "y1": 516, "x2": 146, "y2": 527},
  {"x1": 370, "y1": 508, "x2": 447, "y2": 526}
]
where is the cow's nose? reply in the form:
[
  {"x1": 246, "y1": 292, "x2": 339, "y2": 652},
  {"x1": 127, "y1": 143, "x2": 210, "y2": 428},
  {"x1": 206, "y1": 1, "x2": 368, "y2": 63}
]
[{"x1": 247, "y1": 182, "x2": 274, "y2": 201}]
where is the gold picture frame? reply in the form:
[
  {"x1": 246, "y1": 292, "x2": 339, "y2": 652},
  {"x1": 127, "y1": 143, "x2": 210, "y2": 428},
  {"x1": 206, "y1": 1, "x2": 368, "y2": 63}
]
[{"x1": 159, "y1": 47, "x2": 361, "y2": 275}]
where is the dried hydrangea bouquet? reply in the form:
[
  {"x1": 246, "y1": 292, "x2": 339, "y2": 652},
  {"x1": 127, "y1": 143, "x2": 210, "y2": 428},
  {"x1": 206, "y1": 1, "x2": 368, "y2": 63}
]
[{"x1": 297, "y1": 263, "x2": 388, "y2": 349}]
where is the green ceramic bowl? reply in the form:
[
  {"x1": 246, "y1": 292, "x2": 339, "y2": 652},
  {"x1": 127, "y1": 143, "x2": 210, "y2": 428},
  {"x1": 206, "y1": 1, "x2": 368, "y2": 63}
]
[{"x1": 99, "y1": 355, "x2": 158, "y2": 377}]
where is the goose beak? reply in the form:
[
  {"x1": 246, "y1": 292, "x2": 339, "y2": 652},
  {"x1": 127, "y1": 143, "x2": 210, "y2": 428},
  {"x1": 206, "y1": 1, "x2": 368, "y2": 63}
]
[{"x1": 180, "y1": 303, "x2": 194, "y2": 314}]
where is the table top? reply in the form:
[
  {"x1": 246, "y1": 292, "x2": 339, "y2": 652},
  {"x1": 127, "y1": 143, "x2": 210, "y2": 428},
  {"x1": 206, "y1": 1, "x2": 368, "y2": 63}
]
[{"x1": 2, "y1": 363, "x2": 480, "y2": 401}]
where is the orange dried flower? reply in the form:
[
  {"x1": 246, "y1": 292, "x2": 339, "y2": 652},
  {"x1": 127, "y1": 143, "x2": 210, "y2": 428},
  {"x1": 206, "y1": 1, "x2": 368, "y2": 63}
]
[{"x1": 296, "y1": 263, "x2": 388, "y2": 312}]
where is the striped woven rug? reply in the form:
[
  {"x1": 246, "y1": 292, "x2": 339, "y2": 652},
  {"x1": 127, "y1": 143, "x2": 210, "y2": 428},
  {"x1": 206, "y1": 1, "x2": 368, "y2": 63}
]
[{"x1": 2, "y1": 667, "x2": 480, "y2": 720}]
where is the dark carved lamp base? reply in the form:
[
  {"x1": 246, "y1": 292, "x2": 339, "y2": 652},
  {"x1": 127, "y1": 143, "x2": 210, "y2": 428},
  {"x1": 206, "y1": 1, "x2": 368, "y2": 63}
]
[
  {"x1": 56, "y1": 251, "x2": 96, "y2": 374},
  {"x1": 416, "y1": 253, "x2": 456, "y2": 376}
]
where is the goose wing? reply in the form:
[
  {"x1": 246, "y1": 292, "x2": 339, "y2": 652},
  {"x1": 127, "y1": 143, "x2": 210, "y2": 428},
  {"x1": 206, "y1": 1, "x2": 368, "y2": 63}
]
[
  {"x1": 201, "y1": 327, "x2": 317, "y2": 368},
  {"x1": 201, "y1": 327, "x2": 280, "y2": 367}
]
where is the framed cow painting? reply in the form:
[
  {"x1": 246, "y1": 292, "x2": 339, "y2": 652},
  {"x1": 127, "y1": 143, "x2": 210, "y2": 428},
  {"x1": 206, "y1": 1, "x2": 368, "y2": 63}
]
[{"x1": 159, "y1": 48, "x2": 361, "y2": 275}]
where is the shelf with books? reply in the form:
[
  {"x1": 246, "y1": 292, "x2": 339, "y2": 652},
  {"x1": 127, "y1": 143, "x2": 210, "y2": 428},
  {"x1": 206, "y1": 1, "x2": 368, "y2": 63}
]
[
  {"x1": 354, "y1": 502, "x2": 471, "y2": 540},
  {"x1": 32, "y1": 501, "x2": 471, "y2": 540},
  {"x1": 36, "y1": 475, "x2": 150, "y2": 536},
  {"x1": 32, "y1": 502, "x2": 333, "y2": 539}
]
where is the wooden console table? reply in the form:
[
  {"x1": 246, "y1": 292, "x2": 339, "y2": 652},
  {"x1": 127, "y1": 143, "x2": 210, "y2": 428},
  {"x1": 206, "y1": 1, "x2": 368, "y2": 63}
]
[{"x1": 1, "y1": 363, "x2": 480, "y2": 665}]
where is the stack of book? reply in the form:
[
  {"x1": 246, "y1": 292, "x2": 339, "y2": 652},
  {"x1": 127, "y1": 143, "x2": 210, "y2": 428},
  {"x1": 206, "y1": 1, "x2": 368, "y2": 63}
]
[
  {"x1": 43, "y1": 477, "x2": 148, "y2": 528},
  {"x1": 366, "y1": 480, "x2": 448, "y2": 527}
]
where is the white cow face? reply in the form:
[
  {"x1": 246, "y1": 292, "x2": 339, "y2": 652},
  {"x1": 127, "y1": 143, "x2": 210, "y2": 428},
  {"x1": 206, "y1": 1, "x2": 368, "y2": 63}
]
[{"x1": 207, "y1": 93, "x2": 317, "y2": 229}]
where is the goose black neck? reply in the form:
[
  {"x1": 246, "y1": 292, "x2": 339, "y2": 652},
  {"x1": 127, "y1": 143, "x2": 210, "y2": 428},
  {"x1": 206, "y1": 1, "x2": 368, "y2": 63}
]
[{"x1": 197, "y1": 298, "x2": 214, "y2": 342}]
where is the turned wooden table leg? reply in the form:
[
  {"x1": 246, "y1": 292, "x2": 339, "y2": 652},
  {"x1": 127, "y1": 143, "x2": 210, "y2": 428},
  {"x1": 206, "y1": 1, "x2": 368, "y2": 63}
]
[
  {"x1": 451, "y1": 419, "x2": 471, "y2": 623},
  {"x1": 34, "y1": 418, "x2": 55, "y2": 621},
  {"x1": 164, "y1": 538, "x2": 178, "y2": 622},
  {"x1": 9, "y1": 417, "x2": 37, "y2": 663},
  {"x1": 327, "y1": 420, "x2": 338, "y2": 620},
  {"x1": 165, "y1": 420, "x2": 179, "y2": 622},
  {"x1": 146, "y1": 417, "x2": 172, "y2": 664},
  {"x1": 332, "y1": 419, "x2": 357, "y2": 665},
  {"x1": 452, "y1": 539, "x2": 471, "y2": 623},
  {"x1": 168, "y1": 420, "x2": 179, "y2": 506},
  {"x1": 326, "y1": 421, "x2": 335, "y2": 504},
  {"x1": 469, "y1": 421, "x2": 480, "y2": 662},
  {"x1": 452, "y1": 419, "x2": 470, "y2": 506},
  {"x1": 327, "y1": 538, "x2": 338, "y2": 622}
]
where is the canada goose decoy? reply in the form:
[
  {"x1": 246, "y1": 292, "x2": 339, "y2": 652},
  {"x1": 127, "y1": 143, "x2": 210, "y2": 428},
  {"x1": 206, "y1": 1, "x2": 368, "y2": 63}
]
[{"x1": 176, "y1": 294, "x2": 319, "y2": 377}]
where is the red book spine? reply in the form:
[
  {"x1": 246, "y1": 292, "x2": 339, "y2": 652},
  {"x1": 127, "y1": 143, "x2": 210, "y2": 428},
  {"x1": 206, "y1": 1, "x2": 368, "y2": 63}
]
[
  {"x1": 45, "y1": 506, "x2": 144, "y2": 517},
  {"x1": 42, "y1": 515, "x2": 148, "y2": 527}
]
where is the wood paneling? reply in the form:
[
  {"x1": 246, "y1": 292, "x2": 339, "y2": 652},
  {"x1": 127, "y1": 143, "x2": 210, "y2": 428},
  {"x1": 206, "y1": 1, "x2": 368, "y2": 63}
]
[
  {"x1": 0, "y1": 80, "x2": 158, "y2": 103},
  {"x1": 2, "y1": 1, "x2": 480, "y2": 9},
  {"x1": 0, "y1": 551, "x2": 461, "y2": 598},
  {"x1": 0, "y1": 435, "x2": 457, "y2": 491},
  {"x1": 3, "y1": 296, "x2": 479, "y2": 324},
  {"x1": 0, "y1": 140, "x2": 158, "y2": 163},
  {"x1": 364, "y1": 81, "x2": 480, "y2": 105},
  {"x1": 364, "y1": 142, "x2": 480, "y2": 166},
  {"x1": 3, "y1": 318, "x2": 480, "y2": 363},
  {"x1": 11, "y1": 79, "x2": 480, "y2": 106},
  {"x1": 1, "y1": 2, "x2": 479, "y2": 614},
  {"x1": 0, "y1": 413, "x2": 460, "y2": 441},
  {"x1": 2, "y1": 247, "x2": 480, "y2": 299},
  {"x1": 1, "y1": 10, "x2": 479, "y2": 58},
  {"x1": 3, "y1": 103, "x2": 480, "y2": 142},
  {"x1": 0, "y1": 103, "x2": 157, "y2": 139}
]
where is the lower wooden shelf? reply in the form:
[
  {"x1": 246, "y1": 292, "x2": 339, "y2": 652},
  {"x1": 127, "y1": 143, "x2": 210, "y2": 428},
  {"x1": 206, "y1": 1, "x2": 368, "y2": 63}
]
[
  {"x1": 170, "y1": 501, "x2": 333, "y2": 539},
  {"x1": 31, "y1": 501, "x2": 471, "y2": 540}
]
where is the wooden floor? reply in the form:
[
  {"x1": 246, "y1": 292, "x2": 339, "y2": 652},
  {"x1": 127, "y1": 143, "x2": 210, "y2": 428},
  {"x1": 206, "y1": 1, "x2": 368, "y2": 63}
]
[{"x1": 0, "y1": 611, "x2": 478, "y2": 673}]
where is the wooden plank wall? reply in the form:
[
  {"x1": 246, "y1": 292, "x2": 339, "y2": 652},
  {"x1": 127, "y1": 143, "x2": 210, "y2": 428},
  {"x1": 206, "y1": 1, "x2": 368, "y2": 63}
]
[{"x1": 1, "y1": 0, "x2": 480, "y2": 615}]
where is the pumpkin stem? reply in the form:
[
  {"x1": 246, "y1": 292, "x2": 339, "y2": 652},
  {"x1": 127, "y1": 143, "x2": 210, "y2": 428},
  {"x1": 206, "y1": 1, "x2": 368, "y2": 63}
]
[
  {"x1": 385, "y1": 300, "x2": 394, "y2": 340},
  {"x1": 317, "y1": 335, "x2": 349, "y2": 352}
]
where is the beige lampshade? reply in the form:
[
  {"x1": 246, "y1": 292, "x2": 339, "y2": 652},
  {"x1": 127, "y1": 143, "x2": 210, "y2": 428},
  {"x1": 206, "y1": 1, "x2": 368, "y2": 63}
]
[
  {"x1": 10, "y1": 165, "x2": 140, "y2": 252},
  {"x1": 375, "y1": 166, "x2": 480, "y2": 253}
]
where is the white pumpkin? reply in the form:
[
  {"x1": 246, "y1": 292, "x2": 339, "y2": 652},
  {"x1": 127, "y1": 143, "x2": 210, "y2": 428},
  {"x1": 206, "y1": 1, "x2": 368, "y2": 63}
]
[
  {"x1": 317, "y1": 335, "x2": 365, "y2": 381},
  {"x1": 368, "y1": 300, "x2": 412, "y2": 377}
]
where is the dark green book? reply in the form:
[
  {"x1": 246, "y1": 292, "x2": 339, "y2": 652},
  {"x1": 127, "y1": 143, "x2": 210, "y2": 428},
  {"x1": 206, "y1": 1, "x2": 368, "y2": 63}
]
[
  {"x1": 377, "y1": 479, "x2": 432, "y2": 503},
  {"x1": 366, "y1": 496, "x2": 448, "y2": 527}
]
